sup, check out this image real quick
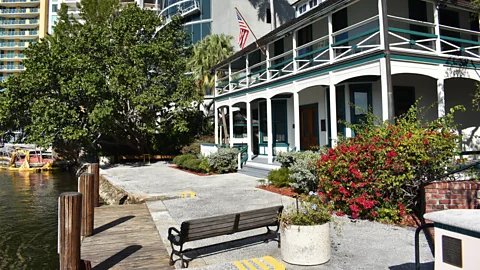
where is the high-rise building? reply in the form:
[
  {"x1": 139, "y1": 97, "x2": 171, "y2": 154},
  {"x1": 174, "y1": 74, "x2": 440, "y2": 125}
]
[{"x1": 0, "y1": 0, "x2": 48, "y2": 81}]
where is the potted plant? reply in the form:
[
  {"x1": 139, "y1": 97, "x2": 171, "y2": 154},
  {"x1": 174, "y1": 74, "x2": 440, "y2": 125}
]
[{"x1": 279, "y1": 192, "x2": 332, "y2": 265}]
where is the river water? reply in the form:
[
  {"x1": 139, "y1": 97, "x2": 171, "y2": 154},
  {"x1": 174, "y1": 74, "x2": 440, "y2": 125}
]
[{"x1": 0, "y1": 171, "x2": 77, "y2": 269}]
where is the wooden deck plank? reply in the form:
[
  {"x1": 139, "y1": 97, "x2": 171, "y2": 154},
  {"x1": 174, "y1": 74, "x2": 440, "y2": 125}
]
[{"x1": 81, "y1": 204, "x2": 171, "y2": 269}]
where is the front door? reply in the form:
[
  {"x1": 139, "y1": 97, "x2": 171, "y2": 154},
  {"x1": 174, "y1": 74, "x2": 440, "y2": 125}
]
[{"x1": 300, "y1": 104, "x2": 319, "y2": 151}]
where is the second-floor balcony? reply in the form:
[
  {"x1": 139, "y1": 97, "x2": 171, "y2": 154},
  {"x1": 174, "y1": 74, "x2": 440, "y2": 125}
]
[
  {"x1": 0, "y1": 30, "x2": 38, "y2": 39},
  {"x1": 0, "y1": 0, "x2": 40, "y2": 7},
  {"x1": 0, "y1": 53, "x2": 24, "y2": 60},
  {"x1": 214, "y1": 0, "x2": 480, "y2": 97},
  {"x1": 0, "y1": 7, "x2": 39, "y2": 18},
  {"x1": 0, "y1": 41, "x2": 31, "y2": 49},
  {"x1": 0, "y1": 64, "x2": 24, "y2": 71},
  {"x1": 0, "y1": 19, "x2": 38, "y2": 28}
]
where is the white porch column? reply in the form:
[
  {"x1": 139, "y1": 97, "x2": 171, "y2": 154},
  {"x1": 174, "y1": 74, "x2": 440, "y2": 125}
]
[
  {"x1": 266, "y1": 45, "x2": 271, "y2": 81},
  {"x1": 266, "y1": 97, "x2": 273, "y2": 163},
  {"x1": 437, "y1": 76, "x2": 446, "y2": 118},
  {"x1": 293, "y1": 91, "x2": 300, "y2": 151},
  {"x1": 329, "y1": 73, "x2": 338, "y2": 146},
  {"x1": 344, "y1": 84, "x2": 352, "y2": 137},
  {"x1": 214, "y1": 105, "x2": 219, "y2": 145},
  {"x1": 379, "y1": 57, "x2": 390, "y2": 121},
  {"x1": 246, "y1": 99, "x2": 253, "y2": 160},
  {"x1": 229, "y1": 103, "x2": 234, "y2": 148}
]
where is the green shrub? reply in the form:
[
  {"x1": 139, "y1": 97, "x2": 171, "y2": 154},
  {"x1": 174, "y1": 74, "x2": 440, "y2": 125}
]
[
  {"x1": 183, "y1": 158, "x2": 202, "y2": 171},
  {"x1": 277, "y1": 151, "x2": 325, "y2": 193},
  {"x1": 198, "y1": 157, "x2": 211, "y2": 173},
  {"x1": 268, "y1": 167, "x2": 292, "y2": 188},
  {"x1": 316, "y1": 104, "x2": 463, "y2": 221},
  {"x1": 208, "y1": 148, "x2": 239, "y2": 173},
  {"x1": 173, "y1": 154, "x2": 196, "y2": 168},
  {"x1": 180, "y1": 143, "x2": 201, "y2": 156}
]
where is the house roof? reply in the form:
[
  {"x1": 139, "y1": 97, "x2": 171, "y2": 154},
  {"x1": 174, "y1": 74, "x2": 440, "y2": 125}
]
[{"x1": 211, "y1": 0, "x2": 478, "y2": 72}]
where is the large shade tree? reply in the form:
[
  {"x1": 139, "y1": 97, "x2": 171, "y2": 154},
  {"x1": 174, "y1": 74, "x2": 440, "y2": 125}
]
[{"x1": 0, "y1": 0, "x2": 202, "y2": 157}]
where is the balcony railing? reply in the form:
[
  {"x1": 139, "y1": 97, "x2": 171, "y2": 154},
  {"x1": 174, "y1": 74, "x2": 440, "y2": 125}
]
[
  {"x1": 215, "y1": 9, "x2": 480, "y2": 97},
  {"x1": 0, "y1": 19, "x2": 38, "y2": 25},
  {"x1": 159, "y1": 0, "x2": 200, "y2": 26},
  {"x1": 0, "y1": 53, "x2": 24, "y2": 59},
  {"x1": 0, "y1": 64, "x2": 24, "y2": 70},
  {"x1": 216, "y1": 14, "x2": 382, "y2": 95},
  {"x1": 0, "y1": 8, "x2": 39, "y2": 14},
  {"x1": 0, "y1": 30, "x2": 37, "y2": 36},
  {"x1": 0, "y1": 0, "x2": 40, "y2": 3},
  {"x1": 0, "y1": 41, "x2": 29, "y2": 47}
]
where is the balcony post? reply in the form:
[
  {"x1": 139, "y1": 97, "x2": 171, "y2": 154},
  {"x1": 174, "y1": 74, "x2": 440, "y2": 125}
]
[
  {"x1": 214, "y1": 71, "x2": 218, "y2": 97},
  {"x1": 229, "y1": 101, "x2": 234, "y2": 148},
  {"x1": 293, "y1": 89, "x2": 300, "y2": 151},
  {"x1": 266, "y1": 45, "x2": 271, "y2": 80},
  {"x1": 292, "y1": 30, "x2": 298, "y2": 72},
  {"x1": 328, "y1": 73, "x2": 337, "y2": 147},
  {"x1": 214, "y1": 104, "x2": 219, "y2": 145},
  {"x1": 266, "y1": 97, "x2": 273, "y2": 163},
  {"x1": 245, "y1": 53, "x2": 250, "y2": 88},
  {"x1": 328, "y1": 14, "x2": 334, "y2": 63},
  {"x1": 246, "y1": 97, "x2": 253, "y2": 161},
  {"x1": 433, "y1": 4, "x2": 441, "y2": 54},
  {"x1": 228, "y1": 63, "x2": 232, "y2": 92}
]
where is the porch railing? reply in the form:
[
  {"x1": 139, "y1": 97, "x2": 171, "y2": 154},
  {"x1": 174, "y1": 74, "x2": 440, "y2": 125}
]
[{"x1": 238, "y1": 145, "x2": 248, "y2": 170}]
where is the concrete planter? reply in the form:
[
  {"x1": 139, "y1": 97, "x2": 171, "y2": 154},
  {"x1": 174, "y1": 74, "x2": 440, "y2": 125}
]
[{"x1": 281, "y1": 222, "x2": 331, "y2": 265}]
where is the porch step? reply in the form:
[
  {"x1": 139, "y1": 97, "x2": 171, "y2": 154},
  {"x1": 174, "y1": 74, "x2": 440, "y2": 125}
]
[{"x1": 238, "y1": 165, "x2": 271, "y2": 179}]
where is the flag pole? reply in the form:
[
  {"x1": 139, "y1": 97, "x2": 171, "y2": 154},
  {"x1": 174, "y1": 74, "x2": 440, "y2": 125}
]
[{"x1": 235, "y1": 7, "x2": 266, "y2": 55}]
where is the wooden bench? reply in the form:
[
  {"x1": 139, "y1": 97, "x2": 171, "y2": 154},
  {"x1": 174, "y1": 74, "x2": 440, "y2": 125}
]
[{"x1": 167, "y1": 205, "x2": 284, "y2": 268}]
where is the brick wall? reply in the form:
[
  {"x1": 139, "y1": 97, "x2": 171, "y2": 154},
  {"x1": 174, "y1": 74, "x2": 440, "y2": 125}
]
[{"x1": 424, "y1": 181, "x2": 480, "y2": 212}]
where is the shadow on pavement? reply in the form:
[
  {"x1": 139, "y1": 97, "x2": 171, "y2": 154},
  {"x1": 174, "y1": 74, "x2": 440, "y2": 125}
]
[{"x1": 389, "y1": 262, "x2": 434, "y2": 270}]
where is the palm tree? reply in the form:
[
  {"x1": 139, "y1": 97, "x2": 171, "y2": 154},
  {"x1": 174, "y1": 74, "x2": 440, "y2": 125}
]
[{"x1": 189, "y1": 34, "x2": 234, "y2": 145}]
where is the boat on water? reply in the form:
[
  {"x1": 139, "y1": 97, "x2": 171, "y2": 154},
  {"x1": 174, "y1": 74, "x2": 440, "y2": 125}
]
[{"x1": 0, "y1": 146, "x2": 57, "y2": 172}]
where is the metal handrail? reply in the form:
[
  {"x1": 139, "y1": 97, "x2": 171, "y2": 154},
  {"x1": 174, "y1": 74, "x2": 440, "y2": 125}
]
[{"x1": 415, "y1": 223, "x2": 434, "y2": 270}]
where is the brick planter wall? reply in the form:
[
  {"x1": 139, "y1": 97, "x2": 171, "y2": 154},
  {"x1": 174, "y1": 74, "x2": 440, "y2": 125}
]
[{"x1": 424, "y1": 181, "x2": 480, "y2": 212}]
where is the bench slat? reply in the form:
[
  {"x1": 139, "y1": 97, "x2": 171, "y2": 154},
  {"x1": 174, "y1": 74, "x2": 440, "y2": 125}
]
[
  {"x1": 187, "y1": 222, "x2": 235, "y2": 234},
  {"x1": 238, "y1": 216, "x2": 278, "y2": 228},
  {"x1": 239, "y1": 211, "x2": 280, "y2": 220},
  {"x1": 186, "y1": 229, "x2": 235, "y2": 241},
  {"x1": 237, "y1": 206, "x2": 283, "y2": 216},
  {"x1": 184, "y1": 214, "x2": 237, "y2": 226}
]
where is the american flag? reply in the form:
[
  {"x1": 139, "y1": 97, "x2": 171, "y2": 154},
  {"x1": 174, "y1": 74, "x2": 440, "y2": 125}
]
[{"x1": 236, "y1": 10, "x2": 250, "y2": 49}]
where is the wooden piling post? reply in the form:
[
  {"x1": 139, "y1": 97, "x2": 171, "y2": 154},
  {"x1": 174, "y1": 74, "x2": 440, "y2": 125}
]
[
  {"x1": 87, "y1": 163, "x2": 100, "y2": 207},
  {"x1": 78, "y1": 173, "x2": 95, "y2": 237},
  {"x1": 58, "y1": 192, "x2": 82, "y2": 270}
]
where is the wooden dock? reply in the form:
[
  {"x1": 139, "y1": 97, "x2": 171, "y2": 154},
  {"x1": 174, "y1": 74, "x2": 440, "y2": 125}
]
[{"x1": 81, "y1": 204, "x2": 172, "y2": 269}]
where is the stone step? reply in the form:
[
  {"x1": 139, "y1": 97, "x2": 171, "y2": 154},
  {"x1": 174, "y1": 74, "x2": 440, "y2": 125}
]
[{"x1": 237, "y1": 165, "x2": 270, "y2": 179}]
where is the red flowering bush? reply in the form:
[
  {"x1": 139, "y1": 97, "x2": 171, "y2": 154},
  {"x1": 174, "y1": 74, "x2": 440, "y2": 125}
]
[{"x1": 316, "y1": 105, "x2": 463, "y2": 222}]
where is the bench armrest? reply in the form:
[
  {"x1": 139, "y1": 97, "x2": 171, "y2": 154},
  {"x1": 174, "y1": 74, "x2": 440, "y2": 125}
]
[{"x1": 168, "y1": 227, "x2": 183, "y2": 245}]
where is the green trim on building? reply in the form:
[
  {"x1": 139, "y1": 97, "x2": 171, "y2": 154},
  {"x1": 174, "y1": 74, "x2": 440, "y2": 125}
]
[
  {"x1": 436, "y1": 223, "x2": 480, "y2": 239},
  {"x1": 215, "y1": 53, "x2": 386, "y2": 101}
]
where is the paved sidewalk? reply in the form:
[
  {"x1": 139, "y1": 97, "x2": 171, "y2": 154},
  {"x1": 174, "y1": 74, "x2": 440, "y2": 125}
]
[{"x1": 101, "y1": 162, "x2": 434, "y2": 269}]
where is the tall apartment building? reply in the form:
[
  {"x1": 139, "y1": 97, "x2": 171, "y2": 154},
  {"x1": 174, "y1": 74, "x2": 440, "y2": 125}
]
[{"x1": 0, "y1": 0, "x2": 48, "y2": 81}]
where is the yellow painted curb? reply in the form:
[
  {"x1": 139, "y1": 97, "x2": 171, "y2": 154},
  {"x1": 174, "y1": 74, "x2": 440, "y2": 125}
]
[
  {"x1": 179, "y1": 191, "x2": 196, "y2": 198},
  {"x1": 262, "y1": 256, "x2": 285, "y2": 270},
  {"x1": 233, "y1": 256, "x2": 285, "y2": 270}
]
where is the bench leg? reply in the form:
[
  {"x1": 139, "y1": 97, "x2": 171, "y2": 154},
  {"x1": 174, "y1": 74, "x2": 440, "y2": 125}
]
[{"x1": 170, "y1": 242, "x2": 186, "y2": 267}]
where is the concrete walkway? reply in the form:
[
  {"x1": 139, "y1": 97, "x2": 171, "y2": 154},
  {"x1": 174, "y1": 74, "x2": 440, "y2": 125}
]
[{"x1": 101, "y1": 162, "x2": 434, "y2": 269}]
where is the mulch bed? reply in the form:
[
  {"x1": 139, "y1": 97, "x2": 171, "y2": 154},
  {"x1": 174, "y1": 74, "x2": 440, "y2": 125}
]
[
  {"x1": 256, "y1": 184, "x2": 422, "y2": 228},
  {"x1": 169, "y1": 166, "x2": 210, "y2": 176},
  {"x1": 256, "y1": 185, "x2": 298, "y2": 197}
]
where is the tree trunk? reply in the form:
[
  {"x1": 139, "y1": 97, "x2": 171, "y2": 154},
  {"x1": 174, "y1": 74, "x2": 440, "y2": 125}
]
[{"x1": 219, "y1": 107, "x2": 229, "y2": 146}]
